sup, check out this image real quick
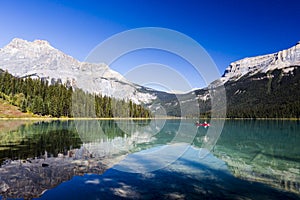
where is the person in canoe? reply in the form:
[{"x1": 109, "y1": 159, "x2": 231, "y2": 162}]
[{"x1": 195, "y1": 121, "x2": 210, "y2": 127}]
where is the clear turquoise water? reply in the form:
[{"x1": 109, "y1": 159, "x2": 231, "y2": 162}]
[{"x1": 0, "y1": 119, "x2": 300, "y2": 199}]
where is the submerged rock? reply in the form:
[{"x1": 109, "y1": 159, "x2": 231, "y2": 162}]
[
  {"x1": 0, "y1": 183, "x2": 9, "y2": 193},
  {"x1": 0, "y1": 146, "x2": 108, "y2": 199},
  {"x1": 41, "y1": 163, "x2": 49, "y2": 167}
]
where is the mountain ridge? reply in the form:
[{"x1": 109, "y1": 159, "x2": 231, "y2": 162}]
[
  {"x1": 220, "y1": 41, "x2": 300, "y2": 84},
  {"x1": 1, "y1": 38, "x2": 299, "y2": 94}
]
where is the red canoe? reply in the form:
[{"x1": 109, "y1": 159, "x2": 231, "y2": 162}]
[{"x1": 195, "y1": 123, "x2": 210, "y2": 127}]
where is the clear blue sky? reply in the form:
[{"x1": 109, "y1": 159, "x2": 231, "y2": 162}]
[{"x1": 1, "y1": 0, "x2": 300, "y2": 90}]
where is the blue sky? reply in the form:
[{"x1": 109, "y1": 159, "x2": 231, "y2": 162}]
[{"x1": 0, "y1": 0, "x2": 300, "y2": 91}]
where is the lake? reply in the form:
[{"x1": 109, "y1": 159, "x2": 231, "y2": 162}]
[{"x1": 0, "y1": 119, "x2": 299, "y2": 199}]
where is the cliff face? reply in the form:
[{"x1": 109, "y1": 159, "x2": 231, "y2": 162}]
[
  {"x1": 192, "y1": 42, "x2": 300, "y2": 118},
  {"x1": 221, "y1": 42, "x2": 300, "y2": 83}
]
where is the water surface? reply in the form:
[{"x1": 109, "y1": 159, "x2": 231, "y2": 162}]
[{"x1": 0, "y1": 119, "x2": 299, "y2": 199}]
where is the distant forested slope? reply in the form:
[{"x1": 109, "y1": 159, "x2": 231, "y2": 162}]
[{"x1": 225, "y1": 66, "x2": 300, "y2": 118}]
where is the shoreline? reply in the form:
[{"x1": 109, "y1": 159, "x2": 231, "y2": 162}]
[{"x1": 0, "y1": 117, "x2": 299, "y2": 121}]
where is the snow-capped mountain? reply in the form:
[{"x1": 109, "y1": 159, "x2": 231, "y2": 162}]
[
  {"x1": 0, "y1": 38, "x2": 155, "y2": 104},
  {"x1": 206, "y1": 42, "x2": 300, "y2": 118},
  {"x1": 0, "y1": 38, "x2": 299, "y2": 117},
  {"x1": 220, "y1": 41, "x2": 300, "y2": 83}
]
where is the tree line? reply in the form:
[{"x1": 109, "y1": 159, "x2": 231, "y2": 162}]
[
  {"x1": 0, "y1": 70, "x2": 151, "y2": 118},
  {"x1": 225, "y1": 67, "x2": 300, "y2": 119}
]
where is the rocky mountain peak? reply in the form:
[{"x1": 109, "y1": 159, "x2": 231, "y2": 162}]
[
  {"x1": 6, "y1": 38, "x2": 52, "y2": 50},
  {"x1": 6, "y1": 38, "x2": 29, "y2": 48},
  {"x1": 33, "y1": 39, "x2": 50, "y2": 46}
]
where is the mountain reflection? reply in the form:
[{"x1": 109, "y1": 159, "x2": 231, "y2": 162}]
[{"x1": 213, "y1": 120, "x2": 300, "y2": 195}]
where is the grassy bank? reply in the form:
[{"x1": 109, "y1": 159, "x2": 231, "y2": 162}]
[{"x1": 0, "y1": 98, "x2": 37, "y2": 118}]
